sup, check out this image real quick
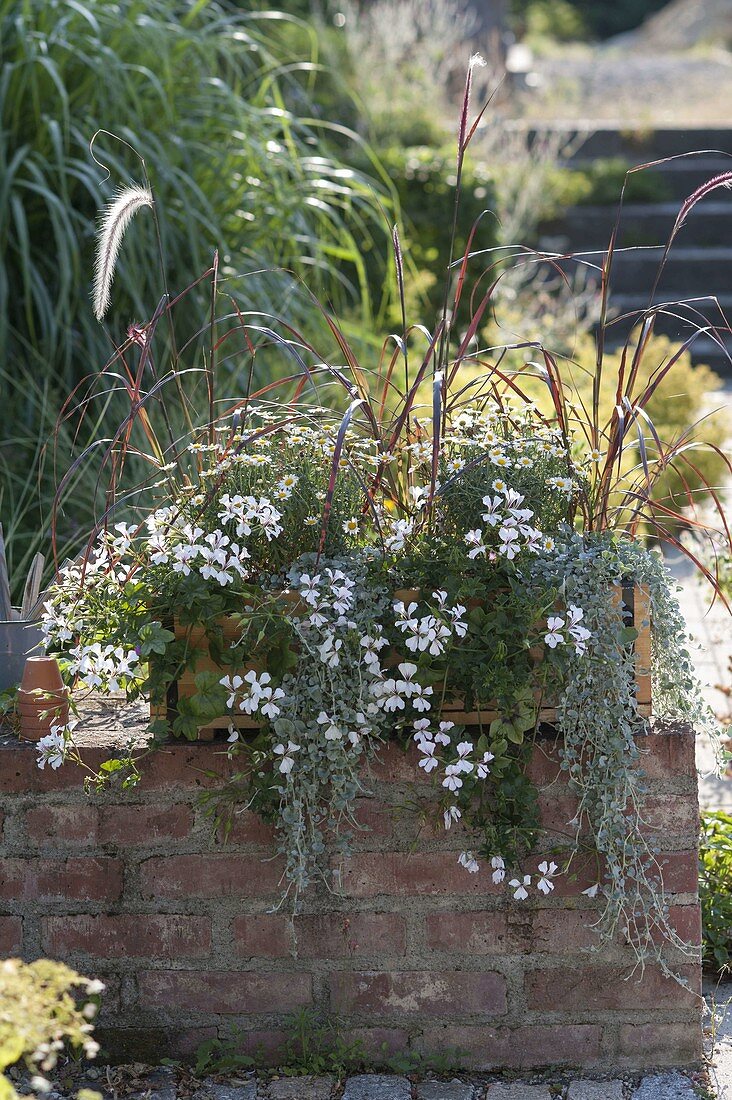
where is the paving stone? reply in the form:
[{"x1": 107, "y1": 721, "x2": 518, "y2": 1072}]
[
  {"x1": 632, "y1": 1072, "x2": 698, "y2": 1100},
  {"x1": 194, "y1": 1079, "x2": 258, "y2": 1100},
  {"x1": 567, "y1": 1082, "x2": 624, "y2": 1100},
  {"x1": 267, "y1": 1076, "x2": 334, "y2": 1099},
  {"x1": 417, "y1": 1081, "x2": 475, "y2": 1100},
  {"x1": 485, "y1": 1085, "x2": 554, "y2": 1100},
  {"x1": 341, "y1": 1074, "x2": 412, "y2": 1100}
]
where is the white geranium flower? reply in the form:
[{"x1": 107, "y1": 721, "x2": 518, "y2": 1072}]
[
  {"x1": 544, "y1": 616, "x2": 565, "y2": 649},
  {"x1": 435, "y1": 721, "x2": 453, "y2": 746},
  {"x1": 476, "y1": 750, "x2": 494, "y2": 779},
  {"x1": 537, "y1": 860, "x2": 558, "y2": 895},
  {"x1": 36, "y1": 730, "x2": 66, "y2": 771},
  {"x1": 509, "y1": 875, "x2": 531, "y2": 900},
  {"x1": 274, "y1": 741, "x2": 300, "y2": 774},
  {"x1": 464, "y1": 528, "x2": 487, "y2": 559},
  {"x1": 458, "y1": 851, "x2": 480, "y2": 874},
  {"x1": 582, "y1": 883, "x2": 600, "y2": 898},
  {"x1": 490, "y1": 855, "x2": 505, "y2": 884},
  {"x1": 444, "y1": 805, "x2": 461, "y2": 830}
]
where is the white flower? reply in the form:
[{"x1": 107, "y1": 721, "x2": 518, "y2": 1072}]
[
  {"x1": 455, "y1": 741, "x2": 474, "y2": 774},
  {"x1": 491, "y1": 478, "x2": 507, "y2": 493},
  {"x1": 412, "y1": 718, "x2": 432, "y2": 744},
  {"x1": 537, "y1": 860, "x2": 558, "y2": 895},
  {"x1": 465, "y1": 528, "x2": 487, "y2": 559},
  {"x1": 227, "y1": 726, "x2": 239, "y2": 744},
  {"x1": 372, "y1": 677, "x2": 405, "y2": 713},
  {"x1": 480, "y1": 495, "x2": 503, "y2": 527},
  {"x1": 442, "y1": 764, "x2": 463, "y2": 793},
  {"x1": 509, "y1": 875, "x2": 531, "y2": 900},
  {"x1": 435, "y1": 721, "x2": 453, "y2": 746},
  {"x1": 418, "y1": 741, "x2": 439, "y2": 773},
  {"x1": 582, "y1": 883, "x2": 600, "y2": 898},
  {"x1": 458, "y1": 851, "x2": 480, "y2": 874},
  {"x1": 476, "y1": 750, "x2": 494, "y2": 779},
  {"x1": 274, "y1": 740, "x2": 300, "y2": 774},
  {"x1": 342, "y1": 517, "x2": 359, "y2": 535},
  {"x1": 384, "y1": 518, "x2": 413, "y2": 553},
  {"x1": 548, "y1": 475, "x2": 574, "y2": 495},
  {"x1": 490, "y1": 855, "x2": 505, "y2": 884},
  {"x1": 220, "y1": 673, "x2": 244, "y2": 709},
  {"x1": 298, "y1": 573, "x2": 322, "y2": 606},
  {"x1": 36, "y1": 730, "x2": 66, "y2": 771},
  {"x1": 498, "y1": 525, "x2": 520, "y2": 559},
  {"x1": 448, "y1": 604, "x2": 468, "y2": 638},
  {"x1": 317, "y1": 634, "x2": 342, "y2": 668},
  {"x1": 544, "y1": 616, "x2": 565, "y2": 649},
  {"x1": 317, "y1": 711, "x2": 343, "y2": 741},
  {"x1": 444, "y1": 805, "x2": 461, "y2": 830}
]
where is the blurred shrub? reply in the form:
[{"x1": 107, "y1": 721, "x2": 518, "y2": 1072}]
[
  {"x1": 477, "y1": 322, "x2": 728, "y2": 519},
  {"x1": 509, "y1": 0, "x2": 669, "y2": 41},
  {"x1": 543, "y1": 158, "x2": 673, "y2": 215},
  {"x1": 0, "y1": 958, "x2": 101, "y2": 1100},
  {"x1": 700, "y1": 811, "x2": 732, "y2": 973}
]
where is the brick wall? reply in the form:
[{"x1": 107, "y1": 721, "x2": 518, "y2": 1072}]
[{"x1": 0, "y1": 724, "x2": 702, "y2": 1070}]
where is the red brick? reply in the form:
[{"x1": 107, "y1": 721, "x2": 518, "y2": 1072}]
[
  {"x1": 615, "y1": 1021, "x2": 702, "y2": 1066},
  {"x1": 425, "y1": 911, "x2": 517, "y2": 954},
  {"x1": 0, "y1": 746, "x2": 109, "y2": 793},
  {"x1": 138, "y1": 970, "x2": 312, "y2": 1013},
  {"x1": 233, "y1": 914, "x2": 291, "y2": 958},
  {"x1": 24, "y1": 805, "x2": 99, "y2": 845},
  {"x1": 653, "y1": 850, "x2": 699, "y2": 893},
  {"x1": 134, "y1": 747, "x2": 233, "y2": 789},
  {"x1": 353, "y1": 799, "x2": 393, "y2": 839},
  {"x1": 417, "y1": 1024, "x2": 603, "y2": 1069},
  {"x1": 96, "y1": 1026, "x2": 218, "y2": 1063},
  {"x1": 641, "y1": 795, "x2": 699, "y2": 836},
  {"x1": 228, "y1": 1029, "x2": 289, "y2": 1064},
  {"x1": 295, "y1": 913, "x2": 407, "y2": 958},
  {"x1": 526, "y1": 744, "x2": 564, "y2": 786},
  {"x1": 0, "y1": 916, "x2": 22, "y2": 953},
  {"x1": 367, "y1": 742, "x2": 428, "y2": 783},
  {"x1": 43, "y1": 914, "x2": 211, "y2": 958},
  {"x1": 218, "y1": 810, "x2": 277, "y2": 846},
  {"x1": 350, "y1": 1028, "x2": 410, "y2": 1058},
  {"x1": 526, "y1": 964, "x2": 700, "y2": 1012},
  {"x1": 669, "y1": 903, "x2": 702, "y2": 946},
  {"x1": 339, "y1": 852, "x2": 502, "y2": 898},
  {"x1": 0, "y1": 858, "x2": 122, "y2": 901},
  {"x1": 537, "y1": 791, "x2": 581, "y2": 834},
  {"x1": 637, "y1": 729, "x2": 695, "y2": 780},
  {"x1": 530, "y1": 908, "x2": 603, "y2": 953},
  {"x1": 329, "y1": 970, "x2": 506, "y2": 1017},
  {"x1": 98, "y1": 804, "x2": 193, "y2": 844},
  {"x1": 139, "y1": 855, "x2": 284, "y2": 899}
]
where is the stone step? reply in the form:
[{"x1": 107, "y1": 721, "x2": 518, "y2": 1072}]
[
  {"x1": 566, "y1": 157, "x2": 732, "y2": 202},
  {"x1": 542, "y1": 201, "x2": 732, "y2": 251},
  {"x1": 553, "y1": 245, "x2": 732, "y2": 297},
  {"x1": 505, "y1": 123, "x2": 732, "y2": 162},
  {"x1": 605, "y1": 295, "x2": 732, "y2": 375}
]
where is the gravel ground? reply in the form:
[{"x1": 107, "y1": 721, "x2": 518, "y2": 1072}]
[
  {"x1": 512, "y1": 46, "x2": 732, "y2": 126},
  {"x1": 5, "y1": 1066, "x2": 712, "y2": 1100}
]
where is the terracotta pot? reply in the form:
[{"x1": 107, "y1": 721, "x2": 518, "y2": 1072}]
[{"x1": 17, "y1": 656, "x2": 69, "y2": 742}]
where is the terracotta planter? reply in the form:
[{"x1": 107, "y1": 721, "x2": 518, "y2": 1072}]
[
  {"x1": 17, "y1": 656, "x2": 69, "y2": 742},
  {"x1": 150, "y1": 584, "x2": 651, "y2": 740}
]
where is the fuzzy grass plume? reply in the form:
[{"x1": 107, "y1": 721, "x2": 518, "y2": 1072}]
[{"x1": 92, "y1": 185, "x2": 153, "y2": 321}]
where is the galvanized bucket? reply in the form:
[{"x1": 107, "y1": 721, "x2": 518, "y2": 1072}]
[{"x1": 0, "y1": 616, "x2": 45, "y2": 692}]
